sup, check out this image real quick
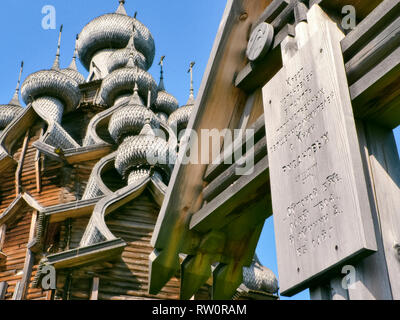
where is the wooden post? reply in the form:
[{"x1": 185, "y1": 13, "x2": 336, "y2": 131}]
[
  {"x1": 0, "y1": 224, "x2": 6, "y2": 261},
  {"x1": 0, "y1": 282, "x2": 8, "y2": 300},
  {"x1": 344, "y1": 121, "x2": 400, "y2": 300},
  {"x1": 13, "y1": 212, "x2": 38, "y2": 300},
  {"x1": 90, "y1": 277, "x2": 100, "y2": 300},
  {"x1": 15, "y1": 130, "x2": 30, "y2": 196},
  {"x1": 0, "y1": 224, "x2": 6, "y2": 251}
]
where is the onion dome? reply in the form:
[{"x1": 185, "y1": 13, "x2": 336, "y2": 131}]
[
  {"x1": 107, "y1": 24, "x2": 148, "y2": 73},
  {"x1": 167, "y1": 104, "x2": 194, "y2": 132},
  {"x1": 0, "y1": 62, "x2": 24, "y2": 130},
  {"x1": 114, "y1": 120, "x2": 175, "y2": 182},
  {"x1": 153, "y1": 56, "x2": 179, "y2": 116},
  {"x1": 60, "y1": 35, "x2": 85, "y2": 85},
  {"x1": 77, "y1": 0, "x2": 155, "y2": 71},
  {"x1": 168, "y1": 62, "x2": 196, "y2": 131},
  {"x1": 242, "y1": 255, "x2": 279, "y2": 294},
  {"x1": 108, "y1": 83, "x2": 160, "y2": 143},
  {"x1": 99, "y1": 44, "x2": 157, "y2": 107},
  {"x1": 21, "y1": 26, "x2": 81, "y2": 113}
]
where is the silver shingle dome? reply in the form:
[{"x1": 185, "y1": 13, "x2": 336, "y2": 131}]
[
  {"x1": 21, "y1": 27, "x2": 82, "y2": 113},
  {"x1": 153, "y1": 57, "x2": 179, "y2": 116},
  {"x1": 107, "y1": 27, "x2": 148, "y2": 73},
  {"x1": 99, "y1": 60, "x2": 157, "y2": 107},
  {"x1": 108, "y1": 84, "x2": 160, "y2": 143},
  {"x1": 77, "y1": 1, "x2": 155, "y2": 71},
  {"x1": 21, "y1": 69, "x2": 81, "y2": 113}
]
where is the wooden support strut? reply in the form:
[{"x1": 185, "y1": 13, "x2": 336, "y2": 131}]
[{"x1": 15, "y1": 129, "x2": 30, "y2": 196}]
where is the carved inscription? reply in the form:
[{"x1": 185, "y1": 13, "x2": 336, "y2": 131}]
[{"x1": 262, "y1": 21, "x2": 376, "y2": 295}]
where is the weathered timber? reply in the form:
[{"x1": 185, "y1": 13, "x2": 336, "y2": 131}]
[
  {"x1": 0, "y1": 282, "x2": 8, "y2": 300},
  {"x1": 90, "y1": 277, "x2": 100, "y2": 300},
  {"x1": 150, "y1": 0, "x2": 273, "y2": 296},
  {"x1": 15, "y1": 130, "x2": 30, "y2": 196},
  {"x1": 262, "y1": 5, "x2": 377, "y2": 296},
  {"x1": 310, "y1": 0, "x2": 384, "y2": 21},
  {"x1": 204, "y1": 113, "x2": 266, "y2": 183},
  {"x1": 190, "y1": 155, "x2": 271, "y2": 233},
  {"x1": 237, "y1": 0, "x2": 400, "y2": 129},
  {"x1": 46, "y1": 239, "x2": 126, "y2": 269},
  {"x1": 202, "y1": 138, "x2": 267, "y2": 202}
]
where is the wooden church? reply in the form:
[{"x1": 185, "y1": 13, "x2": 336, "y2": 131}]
[
  {"x1": 1, "y1": 0, "x2": 400, "y2": 301},
  {"x1": 0, "y1": 0, "x2": 278, "y2": 300}
]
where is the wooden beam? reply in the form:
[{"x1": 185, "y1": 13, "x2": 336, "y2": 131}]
[
  {"x1": 345, "y1": 120, "x2": 400, "y2": 300},
  {"x1": 0, "y1": 224, "x2": 6, "y2": 251},
  {"x1": 46, "y1": 239, "x2": 126, "y2": 270},
  {"x1": 310, "y1": 0, "x2": 384, "y2": 21},
  {"x1": 14, "y1": 212, "x2": 38, "y2": 300},
  {"x1": 203, "y1": 138, "x2": 267, "y2": 202},
  {"x1": 190, "y1": 155, "x2": 270, "y2": 233},
  {"x1": 149, "y1": 0, "x2": 273, "y2": 295},
  {"x1": 15, "y1": 130, "x2": 30, "y2": 196},
  {"x1": 342, "y1": 0, "x2": 400, "y2": 62},
  {"x1": 90, "y1": 277, "x2": 100, "y2": 300},
  {"x1": 204, "y1": 114, "x2": 266, "y2": 183},
  {"x1": 0, "y1": 282, "x2": 8, "y2": 300},
  {"x1": 12, "y1": 282, "x2": 21, "y2": 300}
]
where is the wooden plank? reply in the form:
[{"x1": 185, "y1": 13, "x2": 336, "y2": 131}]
[
  {"x1": 342, "y1": 0, "x2": 400, "y2": 62},
  {"x1": 150, "y1": 0, "x2": 272, "y2": 295},
  {"x1": 345, "y1": 15, "x2": 400, "y2": 85},
  {"x1": 262, "y1": 5, "x2": 377, "y2": 296},
  {"x1": 0, "y1": 282, "x2": 8, "y2": 300},
  {"x1": 190, "y1": 155, "x2": 270, "y2": 233},
  {"x1": 12, "y1": 282, "x2": 21, "y2": 300},
  {"x1": 90, "y1": 277, "x2": 100, "y2": 300},
  {"x1": 251, "y1": 0, "x2": 290, "y2": 32},
  {"x1": 15, "y1": 130, "x2": 30, "y2": 196},
  {"x1": 310, "y1": 0, "x2": 384, "y2": 21},
  {"x1": 349, "y1": 46, "x2": 400, "y2": 129},
  {"x1": 0, "y1": 224, "x2": 6, "y2": 251},
  {"x1": 346, "y1": 121, "x2": 400, "y2": 300},
  {"x1": 204, "y1": 114, "x2": 266, "y2": 183},
  {"x1": 203, "y1": 138, "x2": 267, "y2": 202}
]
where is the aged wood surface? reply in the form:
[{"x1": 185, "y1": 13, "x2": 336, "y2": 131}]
[
  {"x1": 262, "y1": 5, "x2": 377, "y2": 296},
  {"x1": 150, "y1": 0, "x2": 272, "y2": 295}
]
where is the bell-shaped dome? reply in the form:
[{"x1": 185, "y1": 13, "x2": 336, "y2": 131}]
[
  {"x1": 77, "y1": 1, "x2": 155, "y2": 71},
  {"x1": 152, "y1": 57, "x2": 179, "y2": 116},
  {"x1": 168, "y1": 62, "x2": 196, "y2": 132},
  {"x1": 114, "y1": 122, "x2": 175, "y2": 179},
  {"x1": 108, "y1": 83, "x2": 160, "y2": 143},
  {"x1": 99, "y1": 53, "x2": 157, "y2": 107},
  {"x1": 107, "y1": 26, "x2": 148, "y2": 73},
  {"x1": 21, "y1": 26, "x2": 81, "y2": 112}
]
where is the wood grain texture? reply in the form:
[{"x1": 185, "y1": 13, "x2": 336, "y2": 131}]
[{"x1": 263, "y1": 5, "x2": 377, "y2": 296}]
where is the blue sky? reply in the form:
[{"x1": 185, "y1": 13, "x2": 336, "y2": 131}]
[{"x1": 0, "y1": 0, "x2": 399, "y2": 301}]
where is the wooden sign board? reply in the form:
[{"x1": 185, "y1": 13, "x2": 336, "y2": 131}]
[{"x1": 262, "y1": 7, "x2": 377, "y2": 296}]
